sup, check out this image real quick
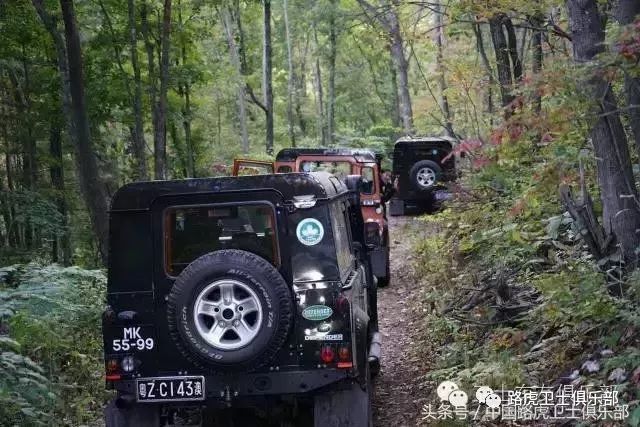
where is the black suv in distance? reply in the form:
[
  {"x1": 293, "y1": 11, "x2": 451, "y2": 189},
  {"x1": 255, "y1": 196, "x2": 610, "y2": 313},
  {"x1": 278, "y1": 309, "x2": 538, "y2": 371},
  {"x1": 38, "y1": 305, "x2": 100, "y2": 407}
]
[
  {"x1": 102, "y1": 172, "x2": 379, "y2": 426},
  {"x1": 390, "y1": 136, "x2": 457, "y2": 215}
]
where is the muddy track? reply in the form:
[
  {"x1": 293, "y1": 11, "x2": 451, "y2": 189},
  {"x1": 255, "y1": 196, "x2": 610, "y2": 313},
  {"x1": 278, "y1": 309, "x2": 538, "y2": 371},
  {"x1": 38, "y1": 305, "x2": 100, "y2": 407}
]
[{"x1": 373, "y1": 215, "x2": 438, "y2": 426}]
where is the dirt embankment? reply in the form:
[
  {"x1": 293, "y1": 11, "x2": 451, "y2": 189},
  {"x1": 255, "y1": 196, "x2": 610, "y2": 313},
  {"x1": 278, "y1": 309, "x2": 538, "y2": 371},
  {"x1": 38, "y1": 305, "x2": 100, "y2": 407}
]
[{"x1": 373, "y1": 216, "x2": 439, "y2": 426}]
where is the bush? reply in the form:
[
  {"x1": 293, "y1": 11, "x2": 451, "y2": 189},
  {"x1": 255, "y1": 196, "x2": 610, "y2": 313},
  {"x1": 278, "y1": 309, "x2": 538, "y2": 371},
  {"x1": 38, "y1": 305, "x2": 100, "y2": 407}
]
[{"x1": 0, "y1": 264, "x2": 108, "y2": 426}]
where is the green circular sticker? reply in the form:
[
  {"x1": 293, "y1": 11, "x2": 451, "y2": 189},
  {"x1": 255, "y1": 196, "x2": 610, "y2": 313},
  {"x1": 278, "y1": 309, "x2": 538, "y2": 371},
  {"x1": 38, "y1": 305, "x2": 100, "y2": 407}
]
[{"x1": 296, "y1": 218, "x2": 324, "y2": 246}]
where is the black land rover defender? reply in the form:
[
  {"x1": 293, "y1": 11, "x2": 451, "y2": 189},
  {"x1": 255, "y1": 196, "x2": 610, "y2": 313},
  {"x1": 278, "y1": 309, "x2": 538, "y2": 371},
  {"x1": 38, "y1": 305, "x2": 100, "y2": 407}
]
[
  {"x1": 389, "y1": 137, "x2": 457, "y2": 216},
  {"x1": 102, "y1": 172, "x2": 380, "y2": 426}
]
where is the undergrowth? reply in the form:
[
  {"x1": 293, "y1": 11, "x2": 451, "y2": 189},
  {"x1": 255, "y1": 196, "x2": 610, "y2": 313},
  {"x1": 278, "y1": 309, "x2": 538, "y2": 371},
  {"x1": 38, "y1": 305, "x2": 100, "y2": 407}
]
[
  {"x1": 0, "y1": 264, "x2": 108, "y2": 426},
  {"x1": 412, "y1": 139, "x2": 640, "y2": 425}
]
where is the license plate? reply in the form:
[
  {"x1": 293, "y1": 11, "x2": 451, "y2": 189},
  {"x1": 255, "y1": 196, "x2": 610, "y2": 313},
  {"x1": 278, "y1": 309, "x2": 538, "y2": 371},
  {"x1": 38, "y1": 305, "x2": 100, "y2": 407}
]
[{"x1": 136, "y1": 376, "x2": 205, "y2": 402}]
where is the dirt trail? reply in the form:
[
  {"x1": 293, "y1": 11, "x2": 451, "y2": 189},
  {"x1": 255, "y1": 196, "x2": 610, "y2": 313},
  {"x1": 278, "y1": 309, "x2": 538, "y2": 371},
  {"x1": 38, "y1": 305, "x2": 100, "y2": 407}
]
[{"x1": 373, "y1": 215, "x2": 438, "y2": 426}]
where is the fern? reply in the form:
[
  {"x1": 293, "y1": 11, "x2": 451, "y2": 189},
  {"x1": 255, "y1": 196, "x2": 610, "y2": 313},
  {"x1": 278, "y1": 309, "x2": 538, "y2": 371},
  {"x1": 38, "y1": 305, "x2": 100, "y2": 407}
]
[{"x1": 0, "y1": 263, "x2": 107, "y2": 426}]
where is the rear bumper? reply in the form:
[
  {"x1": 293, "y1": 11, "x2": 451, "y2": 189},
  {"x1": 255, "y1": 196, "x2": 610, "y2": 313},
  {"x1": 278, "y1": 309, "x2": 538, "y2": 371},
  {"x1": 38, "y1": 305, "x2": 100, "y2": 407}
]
[{"x1": 112, "y1": 369, "x2": 350, "y2": 402}]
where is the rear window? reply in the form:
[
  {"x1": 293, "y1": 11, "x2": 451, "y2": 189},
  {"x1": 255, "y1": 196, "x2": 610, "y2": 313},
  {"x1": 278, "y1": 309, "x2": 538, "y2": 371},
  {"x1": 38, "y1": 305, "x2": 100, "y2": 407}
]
[
  {"x1": 164, "y1": 203, "x2": 278, "y2": 276},
  {"x1": 300, "y1": 161, "x2": 352, "y2": 180}
]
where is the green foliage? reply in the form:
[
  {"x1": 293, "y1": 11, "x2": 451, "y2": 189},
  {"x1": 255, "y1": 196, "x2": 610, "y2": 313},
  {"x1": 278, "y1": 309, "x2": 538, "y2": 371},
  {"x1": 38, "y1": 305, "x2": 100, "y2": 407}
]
[
  {"x1": 532, "y1": 268, "x2": 619, "y2": 327},
  {"x1": 0, "y1": 264, "x2": 107, "y2": 426}
]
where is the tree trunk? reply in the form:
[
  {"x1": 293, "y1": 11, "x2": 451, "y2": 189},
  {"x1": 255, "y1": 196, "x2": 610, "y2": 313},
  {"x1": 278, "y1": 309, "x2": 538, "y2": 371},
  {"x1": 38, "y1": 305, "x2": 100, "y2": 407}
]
[
  {"x1": 327, "y1": 0, "x2": 338, "y2": 145},
  {"x1": 59, "y1": 0, "x2": 110, "y2": 265},
  {"x1": 312, "y1": 22, "x2": 326, "y2": 146},
  {"x1": 177, "y1": 0, "x2": 194, "y2": 177},
  {"x1": 503, "y1": 17, "x2": 522, "y2": 83},
  {"x1": 154, "y1": 0, "x2": 171, "y2": 180},
  {"x1": 531, "y1": 14, "x2": 544, "y2": 113},
  {"x1": 473, "y1": 24, "x2": 495, "y2": 121},
  {"x1": 614, "y1": 0, "x2": 640, "y2": 155},
  {"x1": 489, "y1": 14, "x2": 515, "y2": 116},
  {"x1": 128, "y1": 0, "x2": 149, "y2": 180},
  {"x1": 49, "y1": 123, "x2": 71, "y2": 265},
  {"x1": 221, "y1": 7, "x2": 249, "y2": 154},
  {"x1": 283, "y1": 0, "x2": 296, "y2": 147},
  {"x1": 15, "y1": 58, "x2": 38, "y2": 194},
  {"x1": 389, "y1": 55, "x2": 401, "y2": 129},
  {"x1": 141, "y1": 0, "x2": 160, "y2": 176},
  {"x1": 567, "y1": 0, "x2": 640, "y2": 267},
  {"x1": 0, "y1": 98, "x2": 15, "y2": 248},
  {"x1": 387, "y1": 9, "x2": 413, "y2": 134},
  {"x1": 295, "y1": 34, "x2": 309, "y2": 138},
  {"x1": 434, "y1": 0, "x2": 453, "y2": 137},
  {"x1": 263, "y1": 0, "x2": 274, "y2": 155}
]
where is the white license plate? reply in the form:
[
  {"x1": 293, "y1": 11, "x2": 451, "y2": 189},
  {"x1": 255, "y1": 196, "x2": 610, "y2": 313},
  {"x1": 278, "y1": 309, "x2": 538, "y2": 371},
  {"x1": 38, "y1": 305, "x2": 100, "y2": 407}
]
[{"x1": 136, "y1": 376, "x2": 205, "y2": 402}]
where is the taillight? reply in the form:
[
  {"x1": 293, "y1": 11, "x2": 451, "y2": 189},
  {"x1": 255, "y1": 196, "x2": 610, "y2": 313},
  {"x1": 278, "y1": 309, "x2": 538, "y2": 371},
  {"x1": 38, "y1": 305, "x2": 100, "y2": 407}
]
[
  {"x1": 338, "y1": 345, "x2": 350, "y2": 361},
  {"x1": 364, "y1": 222, "x2": 381, "y2": 247},
  {"x1": 105, "y1": 358, "x2": 121, "y2": 381},
  {"x1": 320, "y1": 346, "x2": 335, "y2": 364}
]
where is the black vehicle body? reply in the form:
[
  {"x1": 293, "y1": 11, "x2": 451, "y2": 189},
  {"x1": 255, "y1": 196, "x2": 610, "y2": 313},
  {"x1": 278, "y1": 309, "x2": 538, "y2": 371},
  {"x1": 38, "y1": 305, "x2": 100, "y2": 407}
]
[
  {"x1": 103, "y1": 172, "x2": 378, "y2": 426},
  {"x1": 390, "y1": 137, "x2": 456, "y2": 215}
]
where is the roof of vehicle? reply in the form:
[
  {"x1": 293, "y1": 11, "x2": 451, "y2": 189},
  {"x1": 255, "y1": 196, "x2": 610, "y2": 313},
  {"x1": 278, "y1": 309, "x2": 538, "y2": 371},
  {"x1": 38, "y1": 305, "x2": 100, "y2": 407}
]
[
  {"x1": 394, "y1": 136, "x2": 456, "y2": 148},
  {"x1": 110, "y1": 172, "x2": 347, "y2": 211},
  {"x1": 275, "y1": 148, "x2": 378, "y2": 163}
]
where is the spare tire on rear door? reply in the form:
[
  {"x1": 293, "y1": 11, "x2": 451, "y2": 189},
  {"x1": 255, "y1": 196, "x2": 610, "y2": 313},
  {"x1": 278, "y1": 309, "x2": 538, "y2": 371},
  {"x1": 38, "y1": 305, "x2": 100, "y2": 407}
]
[
  {"x1": 409, "y1": 160, "x2": 442, "y2": 190},
  {"x1": 167, "y1": 249, "x2": 292, "y2": 372}
]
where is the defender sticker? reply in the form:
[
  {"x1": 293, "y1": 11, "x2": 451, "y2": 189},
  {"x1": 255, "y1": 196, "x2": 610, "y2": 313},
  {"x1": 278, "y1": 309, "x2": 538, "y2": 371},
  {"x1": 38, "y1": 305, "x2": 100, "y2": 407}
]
[
  {"x1": 302, "y1": 305, "x2": 333, "y2": 321},
  {"x1": 304, "y1": 334, "x2": 343, "y2": 341},
  {"x1": 296, "y1": 218, "x2": 324, "y2": 246}
]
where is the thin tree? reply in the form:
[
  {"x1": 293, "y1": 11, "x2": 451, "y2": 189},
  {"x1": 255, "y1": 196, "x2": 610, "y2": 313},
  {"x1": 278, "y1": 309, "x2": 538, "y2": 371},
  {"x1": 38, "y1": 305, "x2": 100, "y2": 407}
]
[
  {"x1": 327, "y1": 0, "x2": 338, "y2": 145},
  {"x1": 141, "y1": 0, "x2": 159, "y2": 175},
  {"x1": 283, "y1": 0, "x2": 296, "y2": 147},
  {"x1": 263, "y1": 0, "x2": 274, "y2": 155},
  {"x1": 48, "y1": 121, "x2": 71, "y2": 264},
  {"x1": 128, "y1": 0, "x2": 149, "y2": 180},
  {"x1": 154, "y1": 0, "x2": 172, "y2": 180},
  {"x1": 489, "y1": 13, "x2": 515, "y2": 117},
  {"x1": 530, "y1": 13, "x2": 544, "y2": 113},
  {"x1": 177, "y1": 0, "x2": 195, "y2": 177},
  {"x1": 312, "y1": 20, "x2": 326, "y2": 145},
  {"x1": 221, "y1": 7, "x2": 249, "y2": 154}
]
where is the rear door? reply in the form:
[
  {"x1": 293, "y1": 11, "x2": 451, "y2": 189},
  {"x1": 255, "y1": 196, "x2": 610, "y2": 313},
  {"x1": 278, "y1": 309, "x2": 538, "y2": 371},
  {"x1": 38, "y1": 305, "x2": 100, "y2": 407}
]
[{"x1": 150, "y1": 190, "x2": 289, "y2": 372}]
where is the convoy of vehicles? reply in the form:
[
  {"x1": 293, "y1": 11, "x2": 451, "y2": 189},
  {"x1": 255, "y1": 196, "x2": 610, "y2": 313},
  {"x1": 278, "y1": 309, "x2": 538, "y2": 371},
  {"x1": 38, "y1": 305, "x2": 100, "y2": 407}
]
[
  {"x1": 103, "y1": 172, "x2": 379, "y2": 426},
  {"x1": 102, "y1": 137, "x2": 457, "y2": 425}
]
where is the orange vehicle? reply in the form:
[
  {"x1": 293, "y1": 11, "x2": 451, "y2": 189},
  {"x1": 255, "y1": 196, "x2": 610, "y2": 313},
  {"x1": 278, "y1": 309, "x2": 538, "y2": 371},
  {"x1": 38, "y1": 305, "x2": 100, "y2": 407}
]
[{"x1": 233, "y1": 148, "x2": 391, "y2": 287}]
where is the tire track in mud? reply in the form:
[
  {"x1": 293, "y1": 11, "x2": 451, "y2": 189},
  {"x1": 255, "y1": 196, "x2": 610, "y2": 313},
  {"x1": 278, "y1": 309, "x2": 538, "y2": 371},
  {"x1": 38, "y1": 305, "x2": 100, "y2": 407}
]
[{"x1": 373, "y1": 215, "x2": 438, "y2": 426}]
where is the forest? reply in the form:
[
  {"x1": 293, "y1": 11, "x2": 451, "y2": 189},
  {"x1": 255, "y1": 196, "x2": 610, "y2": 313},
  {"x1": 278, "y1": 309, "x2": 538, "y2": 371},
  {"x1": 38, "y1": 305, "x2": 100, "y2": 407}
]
[{"x1": 1, "y1": 0, "x2": 640, "y2": 425}]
